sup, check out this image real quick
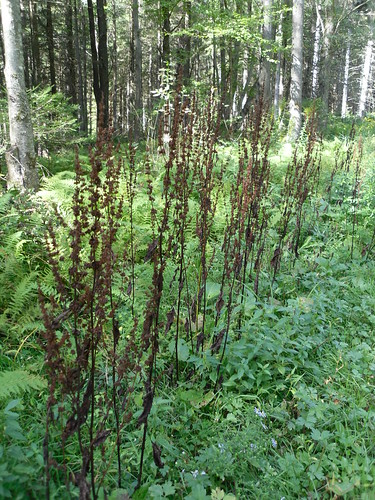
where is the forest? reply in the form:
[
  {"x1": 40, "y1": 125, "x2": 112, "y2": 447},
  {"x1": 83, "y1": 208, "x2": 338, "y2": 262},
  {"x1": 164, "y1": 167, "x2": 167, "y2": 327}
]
[{"x1": 0, "y1": 0, "x2": 375, "y2": 498}]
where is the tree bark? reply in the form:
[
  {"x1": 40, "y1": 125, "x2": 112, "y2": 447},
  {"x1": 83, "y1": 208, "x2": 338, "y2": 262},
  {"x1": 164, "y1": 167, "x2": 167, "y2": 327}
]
[
  {"x1": 259, "y1": 0, "x2": 273, "y2": 105},
  {"x1": 29, "y1": 0, "x2": 40, "y2": 87},
  {"x1": 97, "y1": 0, "x2": 109, "y2": 127},
  {"x1": 288, "y1": 0, "x2": 304, "y2": 142},
  {"x1": 111, "y1": 0, "x2": 118, "y2": 132},
  {"x1": 20, "y1": 0, "x2": 30, "y2": 89},
  {"x1": 274, "y1": 16, "x2": 283, "y2": 119},
  {"x1": 65, "y1": 0, "x2": 77, "y2": 104},
  {"x1": 357, "y1": 34, "x2": 373, "y2": 117},
  {"x1": 183, "y1": 0, "x2": 191, "y2": 84},
  {"x1": 161, "y1": 3, "x2": 170, "y2": 68},
  {"x1": 311, "y1": 6, "x2": 320, "y2": 98},
  {"x1": 74, "y1": 0, "x2": 88, "y2": 132},
  {"x1": 131, "y1": 0, "x2": 143, "y2": 139},
  {"x1": 1, "y1": 0, "x2": 38, "y2": 190},
  {"x1": 320, "y1": 10, "x2": 333, "y2": 114},
  {"x1": 341, "y1": 36, "x2": 350, "y2": 118},
  {"x1": 46, "y1": 0, "x2": 56, "y2": 93},
  {"x1": 87, "y1": 0, "x2": 109, "y2": 128}
]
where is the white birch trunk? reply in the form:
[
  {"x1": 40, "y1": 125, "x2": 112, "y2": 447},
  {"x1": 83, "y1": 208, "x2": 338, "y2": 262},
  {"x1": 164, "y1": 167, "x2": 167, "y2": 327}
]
[
  {"x1": 358, "y1": 36, "x2": 373, "y2": 117},
  {"x1": 274, "y1": 17, "x2": 283, "y2": 119},
  {"x1": 1, "y1": 0, "x2": 38, "y2": 190},
  {"x1": 288, "y1": 0, "x2": 304, "y2": 142},
  {"x1": 341, "y1": 38, "x2": 350, "y2": 118},
  {"x1": 311, "y1": 8, "x2": 321, "y2": 98}
]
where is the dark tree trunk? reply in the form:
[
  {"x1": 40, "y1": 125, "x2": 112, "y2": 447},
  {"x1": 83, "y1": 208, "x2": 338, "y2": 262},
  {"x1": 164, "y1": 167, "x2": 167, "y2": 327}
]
[
  {"x1": 29, "y1": 0, "x2": 41, "y2": 86},
  {"x1": 74, "y1": 0, "x2": 88, "y2": 132},
  {"x1": 112, "y1": 0, "x2": 118, "y2": 132},
  {"x1": 20, "y1": 0, "x2": 30, "y2": 89},
  {"x1": 46, "y1": 0, "x2": 56, "y2": 93},
  {"x1": 97, "y1": 0, "x2": 109, "y2": 127},
  {"x1": 87, "y1": 0, "x2": 109, "y2": 128},
  {"x1": 65, "y1": 1, "x2": 77, "y2": 104},
  {"x1": 161, "y1": 4, "x2": 171, "y2": 68},
  {"x1": 131, "y1": 0, "x2": 143, "y2": 139}
]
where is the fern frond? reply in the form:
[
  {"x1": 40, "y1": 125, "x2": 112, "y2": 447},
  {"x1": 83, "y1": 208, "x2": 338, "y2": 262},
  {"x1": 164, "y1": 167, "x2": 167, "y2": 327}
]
[
  {"x1": 0, "y1": 192, "x2": 12, "y2": 215},
  {"x1": 0, "y1": 369, "x2": 47, "y2": 401},
  {"x1": 9, "y1": 272, "x2": 38, "y2": 317}
]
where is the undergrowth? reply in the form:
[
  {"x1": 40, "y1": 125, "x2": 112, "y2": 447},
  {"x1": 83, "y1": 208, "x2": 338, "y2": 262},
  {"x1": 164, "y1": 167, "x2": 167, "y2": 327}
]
[{"x1": 1, "y1": 102, "x2": 375, "y2": 499}]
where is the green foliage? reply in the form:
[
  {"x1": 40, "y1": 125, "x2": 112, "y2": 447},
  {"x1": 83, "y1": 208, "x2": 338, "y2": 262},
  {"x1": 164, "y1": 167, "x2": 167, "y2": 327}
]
[
  {"x1": 0, "y1": 399, "x2": 45, "y2": 499},
  {"x1": 1, "y1": 116, "x2": 375, "y2": 498},
  {"x1": 0, "y1": 371, "x2": 46, "y2": 401},
  {"x1": 29, "y1": 86, "x2": 79, "y2": 153},
  {"x1": 0, "y1": 86, "x2": 78, "y2": 163},
  {"x1": 0, "y1": 192, "x2": 47, "y2": 342}
]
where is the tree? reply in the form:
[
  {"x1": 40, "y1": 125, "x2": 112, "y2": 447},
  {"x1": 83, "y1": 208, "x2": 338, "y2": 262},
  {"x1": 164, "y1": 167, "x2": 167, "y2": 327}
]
[
  {"x1": 288, "y1": 0, "x2": 304, "y2": 141},
  {"x1": 46, "y1": 0, "x2": 56, "y2": 93},
  {"x1": 131, "y1": 0, "x2": 143, "y2": 138},
  {"x1": 0, "y1": 0, "x2": 38, "y2": 190},
  {"x1": 357, "y1": 28, "x2": 373, "y2": 117},
  {"x1": 87, "y1": 0, "x2": 109, "y2": 128},
  {"x1": 259, "y1": 0, "x2": 273, "y2": 105}
]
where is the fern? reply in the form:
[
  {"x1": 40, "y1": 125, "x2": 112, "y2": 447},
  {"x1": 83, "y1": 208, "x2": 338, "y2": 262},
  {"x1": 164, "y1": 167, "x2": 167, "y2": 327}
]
[
  {"x1": 0, "y1": 369, "x2": 47, "y2": 401},
  {"x1": 8, "y1": 272, "x2": 38, "y2": 317},
  {"x1": 0, "y1": 192, "x2": 13, "y2": 215}
]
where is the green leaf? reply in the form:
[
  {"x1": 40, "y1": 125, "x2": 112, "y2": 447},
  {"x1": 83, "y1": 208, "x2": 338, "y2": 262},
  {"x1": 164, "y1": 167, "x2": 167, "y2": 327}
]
[
  {"x1": 186, "y1": 484, "x2": 210, "y2": 500},
  {"x1": 4, "y1": 399, "x2": 20, "y2": 412}
]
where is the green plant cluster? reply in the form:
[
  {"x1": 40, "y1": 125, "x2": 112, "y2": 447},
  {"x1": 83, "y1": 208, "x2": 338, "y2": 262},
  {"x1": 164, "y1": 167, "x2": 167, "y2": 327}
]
[{"x1": 1, "y1": 113, "x2": 375, "y2": 499}]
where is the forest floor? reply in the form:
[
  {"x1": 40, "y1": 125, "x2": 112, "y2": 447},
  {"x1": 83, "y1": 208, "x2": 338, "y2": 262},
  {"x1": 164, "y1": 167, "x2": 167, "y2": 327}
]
[{"x1": 1, "y1": 114, "x2": 375, "y2": 499}]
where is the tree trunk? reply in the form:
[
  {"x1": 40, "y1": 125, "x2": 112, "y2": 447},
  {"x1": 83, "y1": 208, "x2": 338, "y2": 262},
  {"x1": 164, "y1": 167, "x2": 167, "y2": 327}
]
[
  {"x1": 112, "y1": 0, "x2": 118, "y2": 132},
  {"x1": 87, "y1": 0, "x2": 109, "y2": 128},
  {"x1": 183, "y1": 0, "x2": 191, "y2": 84},
  {"x1": 311, "y1": 6, "x2": 320, "y2": 98},
  {"x1": 29, "y1": 0, "x2": 40, "y2": 87},
  {"x1": 288, "y1": 0, "x2": 304, "y2": 142},
  {"x1": 46, "y1": 0, "x2": 56, "y2": 92},
  {"x1": 74, "y1": 0, "x2": 88, "y2": 132},
  {"x1": 131, "y1": 0, "x2": 143, "y2": 139},
  {"x1": 320, "y1": 12, "x2": 333, "y2": 114},
  {"x1": 97, "y1": 0, "x2": 109, "y2": 127},
  {"x1": 341, "y1": 36, "x2": 350, "y2": 118},
  {"x1": 20, "y1": 0, "x2": 30, "y2": 89},
  {"x1": 65, "y1": 0, "x2": 77, "y2": 104},
  {"x1": 0, "y1": 13, "x2": 4, "y2": 89},
  {"x1": 357, "y1": 34, "x2": 373, "y2": 117},
  {"x1": 274, "y1": 16, "x2": 283, "y2": 119},
  {"x1": 161, "y1": 3, "x2": 170, "y2": 68},
  {"x1": 259, "y1": 0, "x2": 273, "y2": 104},
  {"x1": 230, "y1": 41, "x2": 240, "y2": 117},
  {"x1": 1, "y1": 0, "x2": 38, "y2": 190}
]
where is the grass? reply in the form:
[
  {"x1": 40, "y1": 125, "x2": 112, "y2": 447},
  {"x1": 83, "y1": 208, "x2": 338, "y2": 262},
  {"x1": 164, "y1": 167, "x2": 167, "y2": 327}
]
[{"x1": 1, "y1": 112, "x2": 375, "y2": 499}]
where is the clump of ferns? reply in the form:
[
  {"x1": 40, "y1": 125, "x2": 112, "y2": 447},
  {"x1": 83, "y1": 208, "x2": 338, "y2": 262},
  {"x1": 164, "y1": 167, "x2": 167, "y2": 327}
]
[
  {"x1": 40, "y1": 125, "x2": 140, "y2": 500},
  {"x1": 271, "y1": 111, "x2": 321, "y2": 281},
  {"x1": 0, "y1": 193, "x2": 48, "y2": 342}
]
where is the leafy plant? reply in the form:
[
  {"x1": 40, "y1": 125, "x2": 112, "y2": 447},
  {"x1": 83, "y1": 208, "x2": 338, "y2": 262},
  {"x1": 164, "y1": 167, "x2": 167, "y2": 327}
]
[{"x1": 0, "y1": 371, "x2": 46, "y2": 401}]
